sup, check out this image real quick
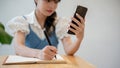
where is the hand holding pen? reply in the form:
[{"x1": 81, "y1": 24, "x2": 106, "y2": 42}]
[
  {"x1": 40, "y1": 46, "x2": 57, "y2": 60},
  {"x1": 44, "y1": 30, "x2": 57, "y2": 59}
]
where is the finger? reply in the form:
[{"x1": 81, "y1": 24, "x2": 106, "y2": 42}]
[
  {"x1": 40, "y1": 51, "x2": 51, "y2": 60},
  {"x1": 72, "y1": 17, "x2": 85, "y2": 32},
  {"x1": 72, "y1": 17, "x2": 82, "y2": 27},
  {"x1": 69, "y1": 26, "x2": 82, "y2": 35},
  {"x1": 49, "y1": 46, "x2": 57, "y2": 53},
  {"x1": 76, "y1": 13, "x2": 85, "y2": 24},
  {"x1": 45, "y1": 50, "x2": 56, "y2": 60},
  {"x1": 70, "y1": 22, "x2": 80, "y2": 30},
  {"x1": 42, "y1": 50, "x2": 55, "y2": 60},
  {"x1": 70, "y1": 21, "x2": 84, "y2": 34},
  {"x1": 68, "y1": 27, "x2": 78, "y2": 35},
  {"x1": 48, "y1": 49, "x2": 56, "y2": 56},
  {"x1": 43, "y1": 46, "x2": 56, "y2": 56},
  {"x1": 43, "y1": 53, "x2": 53, "y2": 60}
]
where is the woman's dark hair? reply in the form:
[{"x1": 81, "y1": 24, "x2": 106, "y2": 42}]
[
  {"x1": 34, "y1": 0, "x2": 61, "y2": 36},
  {"x1": 45, "y1": 12, "x2": 56, "y2": 36}
]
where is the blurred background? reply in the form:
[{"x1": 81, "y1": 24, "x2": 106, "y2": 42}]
[{"x1": 0, "y1": 0, "x2": 120, "y2": 68}]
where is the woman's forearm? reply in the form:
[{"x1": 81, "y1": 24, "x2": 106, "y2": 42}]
[
  {"x1": 14, "y1": 44, "x2": 40, "y2": 58},
  {"x1": 13, "y1": 32, "x2": 41, "y2": 58},
  {"x1": 12, "y1": 37, "x2": 41, "y2": 58},
  {"x1": 63, "y1": 35, "x2": 83, "y2": 56},
  {"x1": 67, "y1": 38, "x2": 82, "y2": 55}
]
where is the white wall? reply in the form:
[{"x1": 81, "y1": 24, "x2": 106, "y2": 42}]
[{"x1": 0, "y1": 0, "x2": 120, "y2": 68}]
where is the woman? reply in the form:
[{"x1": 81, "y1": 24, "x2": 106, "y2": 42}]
[{"x1": 7, "y1": 0, "x2": 85, "y2": 60}]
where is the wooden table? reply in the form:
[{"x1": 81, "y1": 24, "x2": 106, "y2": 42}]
[{"x1": 0, "y1": 55, "x2": 95, "y2": 68}]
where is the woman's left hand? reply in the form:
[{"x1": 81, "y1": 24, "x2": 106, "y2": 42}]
[{"x1": 69, "y1": 13, "x2": 85, "y2": 39}]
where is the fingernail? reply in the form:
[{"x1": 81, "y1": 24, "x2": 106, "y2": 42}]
[{"x1": 76, "y1": 13, "x2": 78, "y2": 16}]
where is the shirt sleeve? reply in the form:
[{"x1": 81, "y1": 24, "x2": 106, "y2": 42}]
[
  {"x1": 55, "y1": 17, "x2": 71, "y2": 39},
  {"x1": 6, "y1": 16, "x2": 29, "y2": 36}
]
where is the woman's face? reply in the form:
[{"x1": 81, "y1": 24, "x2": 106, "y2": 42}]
[{"x1": 35, "y1": 0, "x2": 60, "y2": 16}]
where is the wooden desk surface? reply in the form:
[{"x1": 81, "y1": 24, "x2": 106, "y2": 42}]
[{"x1": 0, "y1": 55, "x2": 95, "y2": 68}]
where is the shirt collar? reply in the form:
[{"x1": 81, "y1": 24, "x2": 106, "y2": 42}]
[{"x1": 26, "y1": 11, "x2": 42, "y2": 29}]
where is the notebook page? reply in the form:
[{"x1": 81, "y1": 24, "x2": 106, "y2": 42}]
[{"x1": 5, "y1": 54, "x2": 65, "y2": 64}]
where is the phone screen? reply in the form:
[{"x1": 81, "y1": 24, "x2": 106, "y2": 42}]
[{"x1": 67, "y1": 5, "x2": 88, "y2": 35}]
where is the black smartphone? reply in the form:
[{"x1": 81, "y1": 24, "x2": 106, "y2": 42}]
[{"x1": 67, "y1": 5, "x2": 88, "y2": 35}]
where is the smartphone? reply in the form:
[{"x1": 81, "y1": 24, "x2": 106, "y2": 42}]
[{"x1": 67, "y1": 5, "x2": 88, "y2": 35}]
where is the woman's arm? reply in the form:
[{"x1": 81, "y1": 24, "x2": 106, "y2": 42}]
[
  {"x1": 62, "y1": 13, "x2": 85, "y2": 56},
  {"x1": 13, "y1": 31, "x2": 40, "y2": 58},
  {"x1": 13, "y1": 31, "x2": 57, "y2": 60},
  {"x1": 61, "y1": 35, "x2": 83, "y2": 56}
]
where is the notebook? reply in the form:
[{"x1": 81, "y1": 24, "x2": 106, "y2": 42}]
[{"x1": 3, "y1": 54, "x2": 66, "y2": 65}]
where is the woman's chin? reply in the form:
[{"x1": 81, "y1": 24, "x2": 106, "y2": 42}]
[{"x1": 45, "y1": 12, "x2": 54, "y2": 16}]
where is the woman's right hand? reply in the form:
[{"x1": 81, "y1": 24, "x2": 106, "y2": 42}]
[{"x1": 38, "y1": 46, "x2": 57, "y2": 60}]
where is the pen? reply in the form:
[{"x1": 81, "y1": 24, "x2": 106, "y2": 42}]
[{"x1": 44, "y1": 30, "x2": 57, "y2": 59}]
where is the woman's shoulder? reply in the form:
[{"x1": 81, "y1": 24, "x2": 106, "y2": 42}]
[
  {"x1": 55, "y1": 17, "x2": 70, "y2": 24},
  {"x1": 8, "y1": 11, "x2": 34, "y2": 24},
  {"x1": 6, "y1": 15, "x2": 30, "y2": 36},
  {"x1": 9, "y1": 16, "x2": 27, "y2": 23},
  {"x1": 55, "y1": 17, "x2": 71, "y2": 39},
  {"x1": 55, "y1": 17, "x2": 70, "y2": 30},
  {"x1": 7, "y1": 15, "x2": 29, "y2": 30}
]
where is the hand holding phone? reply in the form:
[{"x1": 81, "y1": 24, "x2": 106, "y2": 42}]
[{"x1": 67, "y1": 5, "x2": 88, "y2": 35}]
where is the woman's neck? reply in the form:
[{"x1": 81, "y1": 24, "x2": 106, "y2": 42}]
[{"x1": 35, "y1": 10, "x2": 47, "y2": 29}]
